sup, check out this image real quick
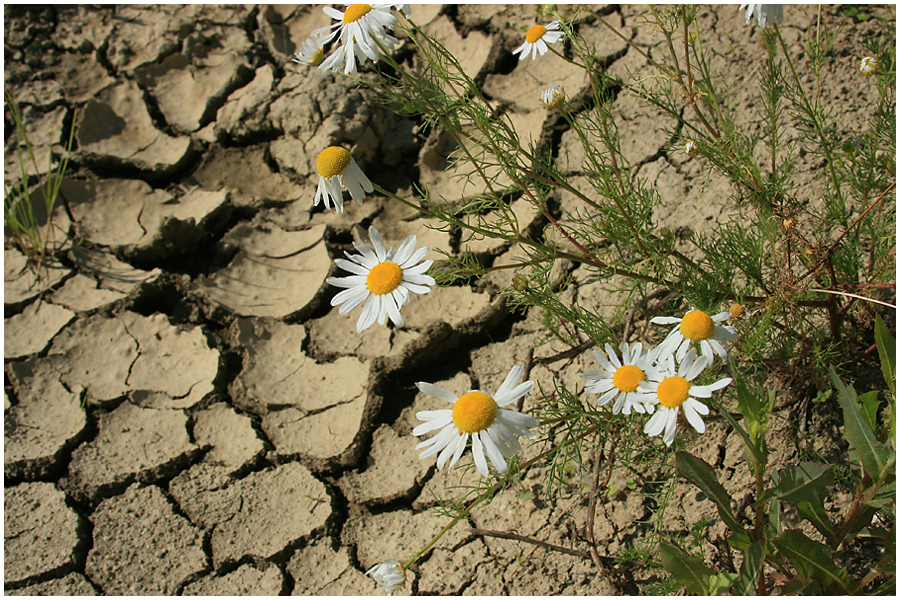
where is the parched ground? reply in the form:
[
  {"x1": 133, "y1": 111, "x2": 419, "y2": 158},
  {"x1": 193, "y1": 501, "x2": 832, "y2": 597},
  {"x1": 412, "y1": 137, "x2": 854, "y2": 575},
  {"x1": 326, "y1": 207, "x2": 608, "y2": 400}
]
[{"x1": 3, "y1": 4, "x2": 893, "y2": 596}]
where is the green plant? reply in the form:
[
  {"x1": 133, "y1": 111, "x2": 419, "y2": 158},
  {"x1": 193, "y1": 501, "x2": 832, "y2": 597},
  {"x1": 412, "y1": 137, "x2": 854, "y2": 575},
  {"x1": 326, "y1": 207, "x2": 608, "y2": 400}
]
[{"x1": 4, "y1": 89, "x2": 76, "y2": 272}]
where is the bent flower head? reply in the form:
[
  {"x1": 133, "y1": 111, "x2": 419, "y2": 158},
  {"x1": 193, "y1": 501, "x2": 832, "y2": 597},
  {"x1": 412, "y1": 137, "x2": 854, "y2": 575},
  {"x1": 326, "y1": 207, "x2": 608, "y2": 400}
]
[
  {"x1": 366, "y1": 559, "x2": 406, "y2": 595},
  {"x1": 541, "y1": 84, "x2": 565, "y2": 109},
  {"x1": 639, "y1": 349, "x2": 732, "y2": 446},
  {"x1": 314, "y1": 4, "x2": 399, "y2": 75},
  {"x1": 326, "y1": 226, "x2": 435, "y2": 332},
  {"x1": 739, "y1": 4, "x2": 783, "y2": 29},
  {"x1": 413, "y1": 364, "x2": 539, "y2": 477},
  {"x1": 512, "y1": 20, "x2": 564, "y2": 61},
  {"x1": 293, "y1": 32, "x2": 326, "y2": 66},
  {"x1": 859, "y1": 56, "x2": 878, "y2": 76},
  {"x1": 315, "y1": 146, "x2": 374, "y2": 212}
]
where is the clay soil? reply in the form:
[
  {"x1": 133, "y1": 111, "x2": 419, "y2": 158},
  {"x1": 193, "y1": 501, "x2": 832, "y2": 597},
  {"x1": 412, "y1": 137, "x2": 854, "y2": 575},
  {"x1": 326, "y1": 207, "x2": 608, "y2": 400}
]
[{"x1": 3, "y1": 4, "x2": 895, "y2": 596}]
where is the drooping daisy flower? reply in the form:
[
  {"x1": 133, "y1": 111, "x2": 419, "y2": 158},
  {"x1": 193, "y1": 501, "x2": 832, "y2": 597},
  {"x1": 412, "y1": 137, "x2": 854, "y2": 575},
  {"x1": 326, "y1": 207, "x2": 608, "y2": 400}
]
[
  {"x1": 739, "y1": 4, "x2": 783, "y2": 29},
  {"x1": 512, "y1": 20, "x2": 565, "y2": 61},
  {"x1": 315, "y1": 4, "x2": 399, "y2": 76},
  {"x1": 315, "y1": 146, "x2": 374, "y2": 212},
  {"x1": 859, "y1": 56, "x2": 878, "y2": 76},
  {"x1": 366, "y1": 559, "x2": 406, "y2": 595},
  {"x1": 682, "y1": 140, "x2": 699, "y2": 157},
  {"x1": 413, "y1": 364, "x2": 539, "y2": 477},
  {"x1": 326, "y1": 226, "x2": 435, "y2": 332},
  {"x1": 651, "y1": 308, "x2": 737, "y2": 363},
  {"x1": 540, "y1": 83, "x2": 565, "y2": 109},
  {"x1": 292, "y1": 32, "x2": 326, "y2": 66},
  {"x1": 639, "y1": 349, "x2": 732, "y2": 446},
  {"x1": 583, "y1": 342, "x2": 662, "y2": 415}
]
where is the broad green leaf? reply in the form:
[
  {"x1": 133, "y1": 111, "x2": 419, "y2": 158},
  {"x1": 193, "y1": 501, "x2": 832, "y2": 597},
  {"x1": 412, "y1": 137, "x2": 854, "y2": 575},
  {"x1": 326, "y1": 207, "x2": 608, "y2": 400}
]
[
  {"x1": 797, "y1": 500, "x2": 837, "y2": 538},
  {"x1": 659, "y1": 541, "x2": 715, "y2": 595},
  {"x1": 733, "y1": 540, "x2": 765, "y2": 595},
  {"x1": 831, "y1": 369, "x2": 895, "y2": 482},
  {"x1": 875, "y1": 313, "x2": 895, "y2": 397},
  {"x1": 758, "y1": 462, "x2": 833, "y2": 505},
  {"x1": 843, "y1": 502, "x2": 880, "y2": 540},
  {"x1": 773, "y1": 530, "x2": 852, "y2": 593},
  {"x1": 858, "y1": 390, "x2": 881, "y2": 435},
  {"x1": 728, "y1": 531, "x2": 752, "y2": 551},
  {"x1": 676, "y1": 451, "x2": 746, "y2": 535},
  {"x1": 708, "y1": 572, "x2": 737, "y2": 595}
]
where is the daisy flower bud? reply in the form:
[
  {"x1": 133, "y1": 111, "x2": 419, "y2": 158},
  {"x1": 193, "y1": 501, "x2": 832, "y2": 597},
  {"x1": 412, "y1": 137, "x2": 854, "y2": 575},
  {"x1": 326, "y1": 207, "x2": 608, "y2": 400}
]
[
  {"x1": 326, "y1": 226, "x2": 435, "y2": 332},
  {"x1": 859, "y1": 56, "x2": 878, "y2": 76},
  {"x1": 682, "y1": 140, "x2": 699, "y2": 157},
  {"x1": 728, "y1": 303, "x2": 746, "y2": 321},
  {"x1": 366, "y1": 559, "x2": 406, "y2": 595},
  {"x1": 512, "y1": 20, "x2": 564, "y2": 61},
  {"x1": 315, "y1": 146, "x2": 374, "y2": 212},
  {"x1": 639, "y1": 349, "x2": 732, "y2": 447},
  {"x1": 292, "y1": 32, "x2": 326, "y2": 67},
  {"x1": 739, "y1": 4, "x2": 783, "y2": 29},
  {"x1": 413, "y1": 364, "x2": 539, "y2": 477},
  {"x1": 540, "y1": 83, "x2": 565, "y2": 109}
]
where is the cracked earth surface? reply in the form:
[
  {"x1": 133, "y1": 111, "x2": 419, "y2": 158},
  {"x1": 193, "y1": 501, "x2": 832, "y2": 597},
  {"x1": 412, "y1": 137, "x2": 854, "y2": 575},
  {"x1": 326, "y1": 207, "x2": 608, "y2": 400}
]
[{"x1": 4, "y1": 4, "x2": 892, "y2": 595}]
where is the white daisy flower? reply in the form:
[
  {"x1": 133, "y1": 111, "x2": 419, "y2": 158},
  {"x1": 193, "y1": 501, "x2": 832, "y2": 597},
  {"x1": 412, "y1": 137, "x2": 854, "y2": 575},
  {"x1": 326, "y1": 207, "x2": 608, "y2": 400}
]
[
  {"x1": 326, "y1": 226, "x2": 435, "y2": 332},
  {"x1": 366, "y1": 559, "x2": 406, "y2": 595},
  {"x1": 413, "y1": 364, "x2": 539, "y2": 477},
  {"x1": 651, "y1": 307, "x2": 737, "y2": 363},
  {"x1": 739, "y1": 4, "x2": 783, "y2": 29},
  {"x1": 540, "y1": 83, "x2": 565, "y2": 109},
  {"x1": 315, "y1": 4, "x2": 399, "y2": 75},
  {"x1": 583, "y1": 342, "x2": 662, "y2": 415},
  {"x1": 682, "y1": 139, "x2": 699, "y2": 157},
  {"x1": 639, "y1": 349, "x2": 732, "y2": 447},
  {"x1": 512, "y1": 20, "x2": 564, "y2": 61},
  {"x1": 292, "y1": 32, "x2": 326, "y2": 66},
  {"x1": 315, "y1": 146, "x2": 374, "y2": 212},
  {"x1": 859, "y1": 56, "x2": 878, "y2": 76}
]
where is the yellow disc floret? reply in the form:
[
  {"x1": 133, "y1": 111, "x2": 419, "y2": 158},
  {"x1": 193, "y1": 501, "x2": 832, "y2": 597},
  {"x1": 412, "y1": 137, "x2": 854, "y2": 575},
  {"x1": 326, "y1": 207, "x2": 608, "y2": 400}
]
[
  {"x1": 525, "y1": 24, "x2": 547, "y2": 43},
  {"x1": 344, "y1": 4, "x2": 373, "y2": 23},
  {"x1": 612, "y1": 365, "x2": 645, "y2": 393},
  {"x1": 317, "y1": 146, "x2": 352, "y2": 179},
  {"x1": 366, "y1": 261, "x2": 403, "y2": 295},
  {"x1": 657, "y1": 376, "x2": 691, "y2": 409},
  {"x1": 453, "y1": 391, "x2": 498, "y2": 433},
  {"x1": 679, "y1": 310, "x2": 715, "y2": 341},
  {"x1": 729, "y1": 303, "x2": 746, "y2": 321}
]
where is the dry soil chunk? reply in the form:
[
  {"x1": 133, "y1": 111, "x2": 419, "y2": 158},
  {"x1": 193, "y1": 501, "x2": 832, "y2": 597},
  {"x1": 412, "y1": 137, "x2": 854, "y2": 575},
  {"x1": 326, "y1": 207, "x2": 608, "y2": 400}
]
[
  {"x1": 67, "y1": 402, "x2": 198, "y2": 501},
  {"x1": 4, "y1": 482, "x2": 83, "y2": 585},
  {"x1": 5, "y1": 572, "x2": 97, "y2": 596},
  {"x1": 4, "y1": 299, "x2": 74, "y2": 359},
  {"x1": 198, "y1": 223, "x2": 330, "y2": 318},
  {"x1": 208, "y1": 463, "x2": 331, "y2": 567},
  {"x1": 288, "y1": 540, "x2": 375, "y2": 596},
  {"x1": 193, "y1": 402, "x2": 264, "y2": 469},
  {"x1": 76, "y1": 81, "x2": 191, "y2": 174},
  {"x1": 182, "y1": 563, "x2": 283, "y2": 595},
  {"x1": 86, "y1": 484, "x2": 206, "y2": 595},
  {"x1": 49, "y1": 311, "x2": 218, "y2": 407},
  {"x1": 340, "y1": 424, "x2": 431, "y2": 505},
  {"x1": 5, "y1": 357, "x2": 86, "y2": 479},
  {"x1": 4, "y1": 248, "x2": 70, "y2": 308}
]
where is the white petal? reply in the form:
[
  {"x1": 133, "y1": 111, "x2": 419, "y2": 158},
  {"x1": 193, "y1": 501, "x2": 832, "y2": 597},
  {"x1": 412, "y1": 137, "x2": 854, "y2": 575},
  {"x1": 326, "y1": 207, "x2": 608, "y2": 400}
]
[
  {"x1": 480, "y1": 430, "x2": 508, "y2": 473},
  {"x1": 472, "y1": 433, "x2": 490, "y2": 476},
  {"x1": 662, "y1": 411, "x2": 679, "y2": 446},
  {"x1": 416, "y1": 382, "x2": 458, "y2": 403},
  {"x1": 495, "y1": 381, "x2": 534, "y2": 407},
  {"x1": 494, "y1": 364, "x2": 524, "y2": 399},
  {"x1": 644, "y1": 409, "x2": 668, "y2": 437},
  {"x1": 651, "y1": 316, "x2": 681, "y2": 325},
  {"x1": 683, "y1": 403, "x2": 706, "y2": 434},
  {"x1": 596, "y1": 388, "x2": 619, "y2": 407}
]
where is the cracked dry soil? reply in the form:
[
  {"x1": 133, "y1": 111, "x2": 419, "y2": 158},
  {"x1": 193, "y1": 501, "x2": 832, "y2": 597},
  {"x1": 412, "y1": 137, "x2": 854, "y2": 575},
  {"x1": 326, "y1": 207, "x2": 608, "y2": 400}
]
[{"x1": 4, "y1": 4, "x2": 893, "y2": 596}]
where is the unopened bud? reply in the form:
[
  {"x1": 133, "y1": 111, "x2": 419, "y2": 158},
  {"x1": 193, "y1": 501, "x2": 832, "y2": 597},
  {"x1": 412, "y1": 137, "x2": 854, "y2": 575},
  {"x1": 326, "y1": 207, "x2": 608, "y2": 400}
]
[
  {"x1": 729, "y1": 303, "x2": 746, "y2": 321},
  {"x1": 512, "y1": 274, "x2": 529, "y2": 292}
]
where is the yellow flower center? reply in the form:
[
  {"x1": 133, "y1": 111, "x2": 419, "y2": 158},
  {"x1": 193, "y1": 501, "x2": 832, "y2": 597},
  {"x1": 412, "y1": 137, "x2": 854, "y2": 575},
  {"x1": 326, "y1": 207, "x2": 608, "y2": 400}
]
[
  {"x1": 310, "y1": 47, "x2": 324, "y2": 66},
  {"x1": 344, "y1": 4, "x2": 372, "y2": 23},
  {"x1": 612, "y1": 365, "x2": 645, "y2": 393},
  {"x1": 658, "y1": 376, "x2": 691, "y2": 409},
  {"x1": 729, "y1": 303, "x2": 746, "y2": 321},
  {"x1": 679, "y1": 310, "x2": 715, "y2": 341},
  {"x1": 366, "y1": 261, "x2": 403, "y2": 295},
  {"x1": 452, "y1": 391, "x2": 498, "y2": 433},
  {"x1": 525, "y1": 24, "x2": 547, "y2": 43},
  {"x1": 316, "y1": 146, "x2": 351, "y2": 179}
]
